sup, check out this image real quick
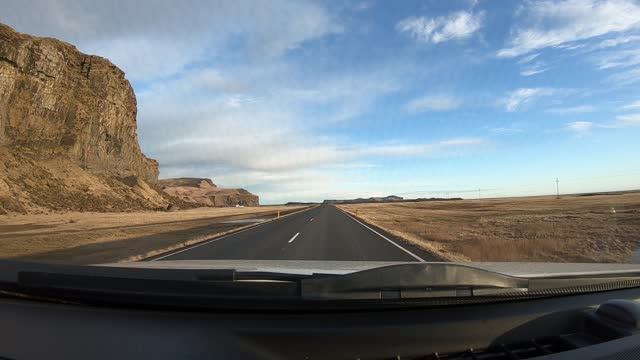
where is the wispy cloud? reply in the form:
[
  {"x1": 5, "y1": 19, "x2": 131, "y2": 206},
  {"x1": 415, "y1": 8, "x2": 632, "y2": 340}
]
[
  {"x1": 608, "y1": 66, "x2": 640, "y2": 85},
  {"x1": 566, "y1": 121, "x2": 593, "y2": 135},
  {"x1": 500, "y1": 88, "x2": 558, "y2": 111},
  {"x1": 135, "y1": 65, "x2": 483, "y2": 202},
  {"x1": 517, "y1": 53, "x2": 540, "y2": 64},
  {"x1": 597, "y1": 48, "x2": 640, "y2": 69},
  {"x1": 405, "y1": 95, "x2": 461, "y2": 113},
  {"x1": 498, "y1": 0, "x2": 640, "y2": 58},
  {"x1": 622, "y1": 100, "x2": 640, "y2": 110},
  {"x1": 594, "y1": 34, "x2": 640, "y2": 49},
  {"x1": 564, "y1": 113, "x2": 640, "y2": 132},
  {"x1": 490, "y1": 127, "x2": 524, "y2": 135},
  {"x1": 609, "y1": 113, "x2": 640, "y2": 127},
  {"x1": 396, "y1": 11, "x2": 484, "y2": 44},
  {"x1": 520, "y1": 61, "x2": 549, "y2": 76},
  {"x1": 546, "y1": 105, "x2": 596, "y2": 114},
  {"x1": 1, "y1": 0, "x2": 342, "y2": 81}
]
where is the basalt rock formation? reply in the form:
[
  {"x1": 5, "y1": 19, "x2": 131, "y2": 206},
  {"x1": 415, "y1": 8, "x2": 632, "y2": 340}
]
[
  {"x1": 158, "y1": 178, "x2": 259, "y2": 207},
  {"x1": 0, "y1": 23, "x2": 176, "y2": 213}
]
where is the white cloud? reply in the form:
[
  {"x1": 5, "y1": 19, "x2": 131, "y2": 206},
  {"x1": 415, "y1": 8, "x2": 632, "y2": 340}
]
[
  {"x1": 358, "y1": 138, "x2": 484, "y2": 157},
  {"x1": 608, "y1": 66, "x2": 640, "y2": 84},
  {"x1": 134, "y1": 66, "x2": 483, "y2": 202},
  {"x1": 566, "y1": 121, "x2": 594, "y2": 135},
  {"x1": 594, "y1": 34, "x2": 640, "y2": 49},
  {"x1": 597, "y1": 48, "x2": 640, "y2": 69},
  {"x1": 520, "y1": 68, "x2": 547, "y2": 76},
  {"x1": 396, "y1": 11, "x2": 484, "y2": 44},
  {"x1": 193, "y1": 138, "x2": 486, "y2": 203},
  {"x1": 500, "y1": 88, "x2": 558, "y2": 111},
  {"x1": 562, "y1": 113, "x2": 640, "y2": 132},
  {"x1": 546, "y1": 105, "x2": 596, "y2": 114},
  {"x1": 622, "y1": 100, "x2": 640, "y2": 110},
  {"x1": 405, "y1": 95, "x2": 461, "y2": 113},
  {"x1": 490, "y1": 127, "x2": 524, "y2": 134},
  {"x1": 520, "y1": 62, "x2": 549, "y2": 76},
  {"x1": 610, "y1": 113, "x2": 640, "y2": 127},
  {"x1": 517, "y1": 53, "x2": 540, "y2": 64},
  {"x1": 498, "y1": 0, "x2": 640, "y2": 58},
  {"x1": 0, "y1": 0, "x2": 342, "y2": 81}
]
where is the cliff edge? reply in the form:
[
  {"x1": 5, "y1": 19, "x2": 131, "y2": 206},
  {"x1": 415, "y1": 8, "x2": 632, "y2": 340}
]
[
  {"x1": 0, "y1": 23, "x2": 172, "y2": 213},
  {"x1": 158, "y1": 178, "x2": 259, "y2": 207}
]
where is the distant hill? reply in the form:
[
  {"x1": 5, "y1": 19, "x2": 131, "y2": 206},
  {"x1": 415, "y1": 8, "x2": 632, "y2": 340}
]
[
  {"x1": 157, "y1": 178, "x2": 217, "y2": 188},
  {"x1": 323, "y1": 195, "x2": 462, "y2": 204},
  {"x1": 158, "y1": 178, "x2": 259, "y2": 207},
  {"x1": 324, "y1": 195, "x2": 404, "y2": 204}
]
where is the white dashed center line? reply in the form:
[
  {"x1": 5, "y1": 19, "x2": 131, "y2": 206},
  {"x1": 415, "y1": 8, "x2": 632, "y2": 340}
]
[{"x1": 288, "y1": 232, "x2": 300, "y2": 243}]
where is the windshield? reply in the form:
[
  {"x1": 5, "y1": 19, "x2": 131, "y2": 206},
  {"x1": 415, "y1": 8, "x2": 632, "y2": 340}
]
[{"x1": 0, "y1": 0, "x2": 639, "y2": 282}]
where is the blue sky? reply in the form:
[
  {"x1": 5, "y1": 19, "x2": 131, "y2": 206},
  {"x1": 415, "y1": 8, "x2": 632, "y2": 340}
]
[{"x1": 2, "y1": 0, "x2": 640, "y2": 203}]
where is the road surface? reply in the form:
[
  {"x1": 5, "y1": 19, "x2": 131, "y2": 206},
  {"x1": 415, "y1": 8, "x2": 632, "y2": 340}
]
[{"x1": 151, "y1": 205, "x2": 439, "y2": 262}]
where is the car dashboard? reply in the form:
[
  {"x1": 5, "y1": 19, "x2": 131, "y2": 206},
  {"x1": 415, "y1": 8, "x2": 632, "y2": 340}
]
[{"x1": 2, "y1": 284, "x2": 640, "y2": 359}]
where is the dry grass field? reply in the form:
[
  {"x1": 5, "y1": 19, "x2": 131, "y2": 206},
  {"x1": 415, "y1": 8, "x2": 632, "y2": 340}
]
[
  {"x1": 339, "y1": 192, "x2": 640, "y2": 263},
  {"x1": 0, "y1": 205, "x2": 306, "y2": 264}
]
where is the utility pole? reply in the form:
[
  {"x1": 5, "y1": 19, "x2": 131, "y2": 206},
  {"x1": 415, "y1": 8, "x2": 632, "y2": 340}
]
[
  {"x1": 478, "y1": 188, "x2": 481, "y2": 200},
  {"x1": 556, "y1": 177, "x2": 560, "y2": 199}
]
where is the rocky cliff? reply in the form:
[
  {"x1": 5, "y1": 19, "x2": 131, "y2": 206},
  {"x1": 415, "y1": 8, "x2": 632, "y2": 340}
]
[
  {"x1": 0, "y1": 23, "x2": 179, "y2": 213},
  {"x1": 0, "y1": 22, "x2": 157, "y2": 181},
  {"x1": 158, "y1": 178, "x2": 260, "y2": 207}
]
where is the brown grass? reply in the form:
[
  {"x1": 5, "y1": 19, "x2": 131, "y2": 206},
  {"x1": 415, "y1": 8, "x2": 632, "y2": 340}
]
[
  {"x1": 0, "y1": 205, "x2": 307, "y2": 264},
  {"x1": 339, "y1": 192, "x2": 640, "y2": 263}
]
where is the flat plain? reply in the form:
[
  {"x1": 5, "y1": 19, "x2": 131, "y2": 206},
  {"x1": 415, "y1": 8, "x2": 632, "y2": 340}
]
[
  {"x1": 339, "y1": 192, "x2": 640, "y2": 263},
  {"x1": 0, "y1": 205, "x2": 305, "y2": 264}
]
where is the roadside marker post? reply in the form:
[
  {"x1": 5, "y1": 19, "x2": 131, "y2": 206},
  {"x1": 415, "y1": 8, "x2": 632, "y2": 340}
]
[{"x1": 277, "y1": 210, "x2": 280, "y2": 218}]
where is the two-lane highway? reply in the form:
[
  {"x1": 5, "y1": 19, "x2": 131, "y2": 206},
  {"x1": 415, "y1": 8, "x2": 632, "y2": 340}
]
[{"x1": 152, "y1": 205, "x2": 439, "y2": 262}]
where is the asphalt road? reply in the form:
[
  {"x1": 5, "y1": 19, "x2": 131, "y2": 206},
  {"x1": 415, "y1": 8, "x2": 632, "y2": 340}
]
[{"x1": 152, "y1": 205, "x2": 439, "y2": 262}]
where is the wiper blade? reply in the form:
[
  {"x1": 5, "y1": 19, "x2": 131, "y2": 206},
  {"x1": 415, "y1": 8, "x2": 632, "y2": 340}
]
[
  {"x1": 300, "y1": 263, "x2": 640, "y2": 300},
  {"x1": 6, "y1": 263, "x2": 640, "y2": 307},
  {"x1": 13, "y1": 269, "x2": 309, "y2": 303}
]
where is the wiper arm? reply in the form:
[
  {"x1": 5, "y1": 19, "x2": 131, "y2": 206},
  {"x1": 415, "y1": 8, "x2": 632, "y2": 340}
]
[
  {"x1": 6, "y1": 263, "x2": 640, "y2": 306},
  {"x1": 300, "y1": 263, "x2": 640, "y2": 300},
  {"x1": 12, "y1": 269, "x2": 310, "y2": 303}
]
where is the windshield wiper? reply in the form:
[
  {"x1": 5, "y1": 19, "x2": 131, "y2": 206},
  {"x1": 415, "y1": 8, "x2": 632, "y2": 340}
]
[
  {"x1": 5, "y1": 263, "x2": 640, "y2": 307},
  {"x1": 12, "y1": 269, "x2": 311, "y2": 302},
  {"x1": 300, "y1": 263, "x2": 640, "y2": 300}
]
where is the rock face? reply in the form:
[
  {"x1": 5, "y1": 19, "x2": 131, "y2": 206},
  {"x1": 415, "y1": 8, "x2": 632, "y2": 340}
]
[
  {"x1": 0, "y1": 22, "x2": 158, "y2": 182},
  {"x1": 158, "y1": 178, "x2": 259, "y2": 207},
  {"x1": 0, "y1": 23, "x2": 182, "y2": 214}
]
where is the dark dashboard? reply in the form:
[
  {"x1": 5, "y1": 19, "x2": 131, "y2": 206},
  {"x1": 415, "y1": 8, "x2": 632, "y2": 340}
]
[{"x1": 2, "y1": 284, "x2": 640, "y2": 359}]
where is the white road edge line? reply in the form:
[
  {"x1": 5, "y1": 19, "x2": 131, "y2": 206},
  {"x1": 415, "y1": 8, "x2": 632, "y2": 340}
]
[
  {"x1": 288, "y1": 232, "x2": 300, "y2": 243},
  {"x1": 338, "y1": 207, "x2": 426, "y2": 262},
  {"x1": 151, "y1": 206, "x2": 317, "y2": 261}
]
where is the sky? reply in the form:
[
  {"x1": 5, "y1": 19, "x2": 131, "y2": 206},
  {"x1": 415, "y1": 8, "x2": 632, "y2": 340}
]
[{"x1": 2, "y1": 0, "x2": 640, "y2": 203}]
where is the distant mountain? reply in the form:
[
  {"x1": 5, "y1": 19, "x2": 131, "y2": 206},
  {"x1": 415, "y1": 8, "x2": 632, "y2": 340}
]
[
  {"x1": 158, "y1": 178, "x2": 259, "y2": 207},
  {"x1": 323, "y1": 195, "x2": 404, "y2": 204},
  {"x1": 323, "y1": 195, "x2": 463, "y2": 204}
]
